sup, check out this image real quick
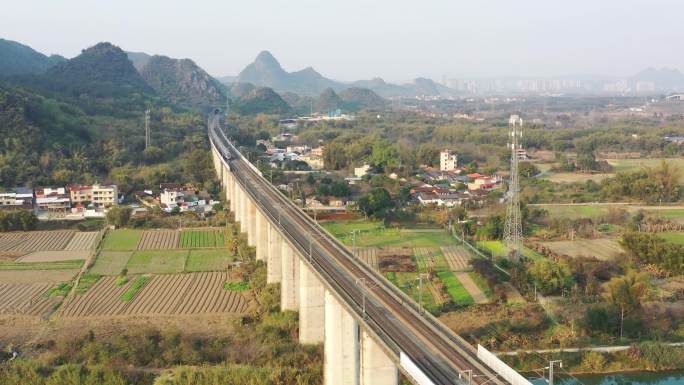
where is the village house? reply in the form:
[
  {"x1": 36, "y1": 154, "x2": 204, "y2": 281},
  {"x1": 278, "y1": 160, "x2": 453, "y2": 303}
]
[
  {"x1": 68, "y1": 184, "x2": 118, "y2": 208},
  {"x1": 35, "y1": 187, "x2": 71, "y2": 212},
  {"x1": 0, "y1": 187, "x2": 34, "y2": 210}
]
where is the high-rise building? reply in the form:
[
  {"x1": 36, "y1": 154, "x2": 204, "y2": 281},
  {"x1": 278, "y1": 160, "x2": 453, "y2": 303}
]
[{"x1": 440, "y1": 149, "x2": 458, "y2": 172}]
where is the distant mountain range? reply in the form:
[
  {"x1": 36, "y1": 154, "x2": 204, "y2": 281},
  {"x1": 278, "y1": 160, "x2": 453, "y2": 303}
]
[
  {"x1": 631, "y1": 67, "x2": 684, "y2": 91},
  {"x1": 229, "y1": 50, "x2": 456, "y2": 98}
]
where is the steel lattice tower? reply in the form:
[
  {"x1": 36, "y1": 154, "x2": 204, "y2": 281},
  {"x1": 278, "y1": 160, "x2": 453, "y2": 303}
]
[
  {"x1": 504, "y1": 114, "x2": 523, "y2": 261},
  {"x1": 144, "y1": 109, "x2": 151, "y2": 149}
]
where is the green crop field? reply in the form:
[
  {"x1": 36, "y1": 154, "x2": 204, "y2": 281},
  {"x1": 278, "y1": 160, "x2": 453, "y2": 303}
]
[
  {"x1": 478, "y1": 240, "x2": 544, "y2": 261},
  {"x1": 102, "y1": 229, "x2": 143, "y2": 251},
  {"x1": 180, "y1": 230, "x2": 227, "y2": 248},
  {"x1": 607, "y1": 158, "x2": 684, "y2": 173},
  {"x1": 386, "y1": 271, "x2": 439, "y2": 311},
  {"x1": 322, "y1": 220, "x2": 457, "y2": 248},
  {"x1": 126, "y1": 250, "x2": 188, "y2": 274},
  {"x1": 0, "y1": 260, "x2": 83, "y2": 270},
  {"x1": 436, "y1": 271, "x2": 474, "y2": 306},
  {"x1": 659, "y1": 232, "x2": 684, "y2": 246},
  {"x1": 186, "y1": 249, "x2": 234, "y2": 272},
  {"x1": 89, "y1": 251, "x2": 132, "y2": 275}
]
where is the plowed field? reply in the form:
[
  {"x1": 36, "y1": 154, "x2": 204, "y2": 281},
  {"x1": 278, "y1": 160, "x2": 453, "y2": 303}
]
[
  {"x1": 138, "y1": 230, "x2": 180, "y2": 250},
  {"x1": 64, "y1": 232, "x2": 100, "y2": 251},
  {"x1": 441, "y1": 246, "x2": 471, "y2": 271},
  {"x1": 0, "y1": 283, "x2": 62, "y2": 317},
  {"x1": 6, "y1": 231, "x2": 74, "y2": 252},
  {"x1": 17, "y1": 250, "x2": 89, "y2": 263},
  {"x1": 352, "y1": 247, "x2": 378, "y2": 271},
  {"x1": 61, "y1": 272, "x2": 250, "y2": 317}
]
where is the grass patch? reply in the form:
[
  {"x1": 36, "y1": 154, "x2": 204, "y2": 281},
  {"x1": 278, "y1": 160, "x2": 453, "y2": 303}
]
[
  {"x1": 126, "y1": 250, "x2": 188, "y2": 274},
  {"x1": 322, "y1": 220, "x2": 457, "y2": 248},
  {"x1": 469, "y1": 271, "x2": 493, "y2": 299},
  {"x1": 436, "y1": 270, "x2": 474, "y2": 306},
  {"x1": 0, "y1": 260, "x2": 83, "y2": 270},
  {"x1": 477, "y1": 240, "x2": 543, "y2": 261},
  {"x1": 186, "y1": 249, "x2": 233, "y2": 272},
  {"x1": 47, "y1": 282, "x2": 72, "y2": 297},
  {"x1": 102, "y1": 229, "x2": 143, "y2": 251},
  {"x1": 75, "y1": 274, "x2": 100, "y2": 294},
  {"x1": 607, "y1": 158, "x2": 684, "y2": 173},
  {"x1": 89, "y1": 251, "x2": 132, "y2": 275},
  {"x1": 659, "y1": 232, "x2": 684, "y2": 246},
  {"x1": 224, "y1": 281, "x2": 250, "y2": 291},
  {"x1": 121, "y1": 276, "x2": 150, "y2": 301}
]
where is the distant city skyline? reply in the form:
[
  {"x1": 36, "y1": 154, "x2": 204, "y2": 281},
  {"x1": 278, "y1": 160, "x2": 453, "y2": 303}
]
[{"x1": 3, "y1": 0, "x2": 683, "y2": 82}]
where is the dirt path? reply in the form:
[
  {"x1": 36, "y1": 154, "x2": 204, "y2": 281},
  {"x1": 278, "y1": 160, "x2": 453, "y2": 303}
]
[{"x1": 454, "y1": 272, "x2": 487, "y2": 304}]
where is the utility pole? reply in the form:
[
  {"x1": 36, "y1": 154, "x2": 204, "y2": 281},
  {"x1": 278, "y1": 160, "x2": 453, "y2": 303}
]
[
  {"x1": 504, "y1": 114, "x2": 523, "y2": 261},
  {"x1": 459, "y1": 370, "x2": 473, "y2": 385},
  {"x1": 416, "y1": 274, "x2": 428, "y2": 314},
  {"x1": 548, "y1": 360, "x2": 562, "y2": 385},
  {"x1": 144, "y1": 109, "x2": 151, "y2": 149}
]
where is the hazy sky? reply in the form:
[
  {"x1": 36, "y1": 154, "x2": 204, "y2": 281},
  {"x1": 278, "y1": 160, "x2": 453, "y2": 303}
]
[{"x1": 2, "y1": 0, "x2": 682, "y2": 81}]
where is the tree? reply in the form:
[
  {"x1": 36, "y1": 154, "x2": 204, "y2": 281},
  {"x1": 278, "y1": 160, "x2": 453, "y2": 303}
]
[
  {"x1": 358, "y1": 188, "x2": 393, "y2": 218},
  {"x1": 518, "y1": 162, "x2": 540, "y2": 178},
  {"x1": 605, "y1": 271, "x2": 650, "y2": 314},
  {"x1": 106, "y1": 206, "x2": 132, "y2": 228},
  {"x1": 329, "y1": 181, "x2": 350, "y2": 197},
  {"x1": 529, "y1": 259, "x2": 573, "y2": 295},
  {"x1": 370, "y1": 140, "x2": 400, "y2": 171},
  {"x1": 323, "y1": 141, "x2": 348, "y2": 170},
  {"x1": 417, "y1": 144, "x2": 439, "y2": 166}
]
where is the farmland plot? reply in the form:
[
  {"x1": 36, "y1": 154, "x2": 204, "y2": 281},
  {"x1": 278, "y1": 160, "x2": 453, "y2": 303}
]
[
  {"x1": 102, "y1": 229, "x2": 143, "y2": 251},
  {"x1": 0, "y1": 283, "x2": 62, "y2": 317},
  {"x1": 89, "y1": 251, "x2": 132, "y2": 275},
  {"x1": 138, "y1": 230, "x2": 180, "y2": 250},
  {"x1": 7, "y1": 231, "x2": 74, "y2": 252},
  {"x1": 414, "y1": 247, "x2": 439, "y2": 270},
  {"x1": 61, "y1": 272, "x2": 250, "y2": 317},
  {"x1": 180, "y1": 230, "x2": 227, "y2": 248},
  {"x1": 441, "y1": 246, "x2": 471, "y2": 271},
  {"x1": 0, "y1": 270, "x2": 79, "y2": 283},
  {"x1": 64, "y1": 232, "x2": 100, "y2": 251},
  {"x1": 352, "y1": 248, "x2": 378, "y2": 271},
  {"x1": 540, "y1": 238, "x2": 624, "y2": 260},
  {"x1": 17, "y1": 250, "x2": 89, "y2": 263},
  {"x1": 0, "y1": 233, "x2": 28, "y2": 251},
  {"x1": 126, "y1": 250, "x2": 188, "y2": 274},
  {"x1": 186, "y1": 249, "x2": 233, "y2": 272}
]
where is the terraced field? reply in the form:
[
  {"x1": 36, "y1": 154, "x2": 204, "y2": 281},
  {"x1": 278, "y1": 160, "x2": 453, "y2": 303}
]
[
  {"x1": 180, "y1": 229, "x2": 227, "y2": 248},
  {"x1": 138, "y1": 230, "x2": 180, "y2": 250},
  {"x1": 61, "y1": 272, "x2": 251, "y2": 317},
  {"x1": 0, "y1": 283, "x2": 62, "y2": 317}
]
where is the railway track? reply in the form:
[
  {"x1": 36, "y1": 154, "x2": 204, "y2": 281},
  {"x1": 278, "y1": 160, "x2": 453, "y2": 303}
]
[{"x1": 209, "y1": 116, "x2": 510, "y2": 385}]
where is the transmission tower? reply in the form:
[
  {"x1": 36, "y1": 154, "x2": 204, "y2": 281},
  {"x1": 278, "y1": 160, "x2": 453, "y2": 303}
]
[
  {"x1": 504, "y1": 114, "x2": 523, "y2": 261},
  {"x1": 144, "y1": 109, "x2": 151, "y2": 149}
]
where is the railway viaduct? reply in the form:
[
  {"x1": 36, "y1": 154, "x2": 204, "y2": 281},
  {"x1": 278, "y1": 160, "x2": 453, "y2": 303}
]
[{"x1": 208, "y1": 113, "x2": 531, "y2": 385}]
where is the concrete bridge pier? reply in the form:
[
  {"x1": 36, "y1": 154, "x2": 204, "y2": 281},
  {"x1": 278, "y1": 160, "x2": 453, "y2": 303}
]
[
  {"x1": 360, "y1": 330, "x2": 398, "y2": 385},
  {"x1": 324, "y1": 290, "x2": 359, "y2": 385},
  {"x1": 229, "y1": 176, "x2": 237, "y2": 214},
  {"x1": 267, "y1": 223, "x2": 282, "y2": 283},
  {"x1": 299, "y1": 260, "x2": 325, "y2": 344},
  {"x1": 246, "y1": 199, "x2": 257, "y2": 247},
  {"x1": 280, "y1": 242, "x2": 300, "y2": 311},
  {"x1": 255, "y1": 210, "x2": 268, "y2": 261},
  {"x1": 237, "y1": 185, "x2": 247, "y2": 234}
]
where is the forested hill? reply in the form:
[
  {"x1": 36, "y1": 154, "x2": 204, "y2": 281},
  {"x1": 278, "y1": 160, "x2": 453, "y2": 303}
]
[
  {"x1": 139, "y1": 55, "x2": 226, "y2": 108},
  {"x1": 0, "y1": 38, "x2": 65, "y2": 76}
]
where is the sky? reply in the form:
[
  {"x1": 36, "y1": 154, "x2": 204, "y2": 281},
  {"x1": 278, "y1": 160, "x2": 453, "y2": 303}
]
[{"x1": 2, "y1": 0, "x2": 682, "y2": 82}]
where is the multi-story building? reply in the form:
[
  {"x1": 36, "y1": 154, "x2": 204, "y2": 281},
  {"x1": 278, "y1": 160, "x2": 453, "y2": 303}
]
[
  {"x1": 35, "y1": 187, "x2": 70, "y2": 212},
  {"x1": 68, "y1": 184, "x2": 118, "y2": 208},
  {"x1": 440, "y1": 149, "x2": 458, "y2": 172},
  {"x1": 0, "y1": 187, "x2": 34, "y2": 210}
]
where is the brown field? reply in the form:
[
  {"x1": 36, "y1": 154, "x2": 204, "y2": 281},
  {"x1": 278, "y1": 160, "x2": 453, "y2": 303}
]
[
  {"x1": 441, "y1": 246, "x2": 471, "y2": 271},
  {"x1": 64, "y1": 232, "x2": 100, "y2": 251},
  {"x1": 352, "y1": 247, "x2": 379, "y2": 271},
  {"x1": 0, "y1": 270, "x2": 79, "y2": 283},
  {"x1": 137, "y1": 230, "x2": 180, "y2": 250},
  {"x1": 61, "y1": 272, "x2": 251, "y2": 317},
  {"x1": 4, "y1": 231, "x2": 75, "y2": 252},
  {"x1": 540, "y1": 238, "x2": 624, "y2": 260},
  {"x1": 17, "y1": 250, "x2": 90, "y2": 263},
  {"x1": 0, "y1": 233, "x2": 28, "y2": 251},
  {"x1": 0, "y1": 283, "x2": 62, "y2": 317},
  {"x1": 0, "y1": 251, "x2": 26, "y2": 261},
  {"x1": 414, "y1": 247, "x2": 438, "y2": 269},
  {"x1": 377, "y1": 247, "x2": 416, "y2": 273}
]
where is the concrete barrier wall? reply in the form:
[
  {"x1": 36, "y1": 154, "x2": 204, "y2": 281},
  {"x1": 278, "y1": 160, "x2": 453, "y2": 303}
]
[{"x1": 477, "y1": 345, "x2": 533, "y2": 385}]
